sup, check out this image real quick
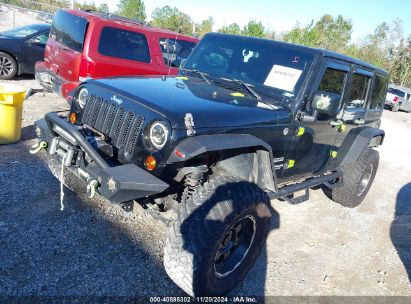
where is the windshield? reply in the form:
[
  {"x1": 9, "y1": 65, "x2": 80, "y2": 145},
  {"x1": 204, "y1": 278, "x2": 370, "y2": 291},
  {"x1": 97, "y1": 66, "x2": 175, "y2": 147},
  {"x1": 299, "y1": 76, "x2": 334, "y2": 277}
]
[
  {"x1": 184, "y1": 34, "x2": 314, "y2": 98},
  {"x1": 388, "y1": 88, "x2": 405, "y2": 97},
  {"x1": 1, "y1": 25, "x2": 42, "y2": 38}
]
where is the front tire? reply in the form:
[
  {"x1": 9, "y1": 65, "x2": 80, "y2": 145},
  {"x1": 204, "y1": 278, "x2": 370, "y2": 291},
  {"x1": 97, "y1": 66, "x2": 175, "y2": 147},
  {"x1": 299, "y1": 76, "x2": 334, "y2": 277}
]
[
  {"x1": 164, "y1": 176, "x2": 272, "y2": 296},
  {"x1": 0, "y1": 52, "x2": 17, "y2": 80},
  {"x1": 331, "y1": 147, "x2": 379, "y2": 208}
]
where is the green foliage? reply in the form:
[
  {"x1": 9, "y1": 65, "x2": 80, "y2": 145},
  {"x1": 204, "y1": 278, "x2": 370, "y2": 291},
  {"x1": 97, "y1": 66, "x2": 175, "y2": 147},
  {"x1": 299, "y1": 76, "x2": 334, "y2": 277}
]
[
  {"x1": 283, "y1": 15, "x2": 411, "y2": 87},
  {"x1": 98, "y1": 3, "x2": 109, "y2": 13},
  {"x1": 75, "y1": 1, "x2": 97, "y2": 11},
  {"x1": 195, "y1": 16, "x2": 214, "y2": 37},
  {"x1": 217, "y1": 21, "x2": 264, "y2": 38},
  {"x1": 117, "y1": 0, "x2": 146, "y2": 21},
  {"x1": 242, "y1": 20, "x2": 265, "y2": 38},
  {"x1": 218, "y1": 23, "x2": 241, "y2": 35},
  {"x1": 283, "y1": 14, "x2": 352, "y2": 52},
  {"x1": 151, "y1": 5, "x2": 193, "y2": 35}
]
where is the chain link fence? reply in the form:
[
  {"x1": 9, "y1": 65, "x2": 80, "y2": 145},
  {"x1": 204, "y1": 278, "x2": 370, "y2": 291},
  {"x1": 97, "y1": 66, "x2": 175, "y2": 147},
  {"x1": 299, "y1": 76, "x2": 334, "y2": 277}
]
[{"x1": 0, "y1": 0, "x2": 72, "y2": 31}]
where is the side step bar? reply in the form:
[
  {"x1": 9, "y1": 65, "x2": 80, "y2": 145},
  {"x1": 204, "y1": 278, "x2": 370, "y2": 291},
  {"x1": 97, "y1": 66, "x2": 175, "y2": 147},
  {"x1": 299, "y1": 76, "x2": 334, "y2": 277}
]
[{"x1": 268, "y1": 171, "x2": 342, "y2": 202}]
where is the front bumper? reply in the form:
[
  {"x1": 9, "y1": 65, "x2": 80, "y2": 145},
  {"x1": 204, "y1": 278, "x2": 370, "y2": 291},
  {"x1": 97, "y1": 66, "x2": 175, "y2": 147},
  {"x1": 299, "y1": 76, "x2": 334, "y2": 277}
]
[{"x1": 35, "y1": 112, "x2": 169, "y2": 203}]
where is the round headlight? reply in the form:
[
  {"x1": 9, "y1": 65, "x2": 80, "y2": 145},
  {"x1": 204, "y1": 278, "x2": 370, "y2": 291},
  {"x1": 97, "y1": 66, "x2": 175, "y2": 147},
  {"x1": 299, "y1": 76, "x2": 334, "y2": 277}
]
[
  {"x1": 149, "y1": 121, "x2": 169, "y2": 150},
  {"x1": 77, "y1": 88, "x2": 89, "y2": 109}
]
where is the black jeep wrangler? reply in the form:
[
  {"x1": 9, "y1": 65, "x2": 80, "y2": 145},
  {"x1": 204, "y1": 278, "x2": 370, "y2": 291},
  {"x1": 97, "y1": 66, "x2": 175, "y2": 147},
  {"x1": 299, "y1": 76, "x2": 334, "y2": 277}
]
[{"x1": 33, "y1": 33, "x2": 388, "y2": 296}]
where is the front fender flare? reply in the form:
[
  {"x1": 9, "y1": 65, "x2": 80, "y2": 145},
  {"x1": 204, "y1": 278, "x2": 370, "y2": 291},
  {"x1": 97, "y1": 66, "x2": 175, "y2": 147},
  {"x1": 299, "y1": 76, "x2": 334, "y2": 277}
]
[{"x1": 167, "y1": 134, "x2": 277, "y2": 191}]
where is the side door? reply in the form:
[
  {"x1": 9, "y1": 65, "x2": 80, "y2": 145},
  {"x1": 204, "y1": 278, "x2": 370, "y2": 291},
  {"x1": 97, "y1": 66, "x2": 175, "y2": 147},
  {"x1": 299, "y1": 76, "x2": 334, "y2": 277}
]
[
  {"x1": 281, "y1": 59, "x2": 350, "y2": 179},
  {"x1": 22, "y1": 31, "x2": 49, "y2": 72},
  {"x1": 332, "y1": 67, "x2": 374, "y2": 150}
]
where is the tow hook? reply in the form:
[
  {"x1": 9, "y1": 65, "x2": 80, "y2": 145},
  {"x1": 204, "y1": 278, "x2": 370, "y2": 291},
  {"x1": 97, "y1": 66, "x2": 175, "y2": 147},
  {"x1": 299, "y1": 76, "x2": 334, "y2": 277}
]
[
  {"x1": 87, "y1": 179, "x2": 99, "y2": 199},
  {"x1": 29, "y1": 140, "x2": 48, "y2": 154}
]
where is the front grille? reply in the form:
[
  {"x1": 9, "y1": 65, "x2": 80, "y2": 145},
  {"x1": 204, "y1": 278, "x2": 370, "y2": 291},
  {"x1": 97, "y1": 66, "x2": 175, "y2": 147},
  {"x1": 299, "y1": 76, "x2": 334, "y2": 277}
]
[{"x1": 81, "y1": 94, "x2": 144, "y2": 155}]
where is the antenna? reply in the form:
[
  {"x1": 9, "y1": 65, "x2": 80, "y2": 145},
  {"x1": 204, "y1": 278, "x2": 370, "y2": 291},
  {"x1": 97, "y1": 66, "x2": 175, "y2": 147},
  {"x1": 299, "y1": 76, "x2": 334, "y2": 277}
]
[{"x1": 167, "y1": 14, "x2": 183, "y2": 76}]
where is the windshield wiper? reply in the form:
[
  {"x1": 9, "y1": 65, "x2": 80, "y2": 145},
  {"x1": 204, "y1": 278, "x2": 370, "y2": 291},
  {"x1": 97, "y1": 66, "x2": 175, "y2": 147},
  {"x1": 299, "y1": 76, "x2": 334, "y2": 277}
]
[
  {"x1": 183, "y1": 69, "x2": 211, "y2": 84},
  {"x1": 220, "y1": 77, "x2": 262, "y2": 100}
]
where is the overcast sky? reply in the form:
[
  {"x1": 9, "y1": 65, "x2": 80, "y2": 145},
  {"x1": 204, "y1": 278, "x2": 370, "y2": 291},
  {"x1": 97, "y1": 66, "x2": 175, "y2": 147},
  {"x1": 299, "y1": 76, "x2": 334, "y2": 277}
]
[{"x1": 87, "y1": 0, "x2": 411, "y2": 42}]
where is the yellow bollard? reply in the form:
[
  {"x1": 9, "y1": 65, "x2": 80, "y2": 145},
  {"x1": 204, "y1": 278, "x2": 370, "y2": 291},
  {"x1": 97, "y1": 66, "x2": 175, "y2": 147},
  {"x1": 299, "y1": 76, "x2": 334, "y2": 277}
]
[{"x1": 0, "y1": 84, "x2": 26, "y2": 144}]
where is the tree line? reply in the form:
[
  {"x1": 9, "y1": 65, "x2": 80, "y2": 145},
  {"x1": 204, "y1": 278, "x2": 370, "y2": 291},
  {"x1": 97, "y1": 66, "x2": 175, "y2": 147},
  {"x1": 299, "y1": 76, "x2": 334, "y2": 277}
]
[{"x1": 7, "y1": 0, "x2": 411, "y2": 87}]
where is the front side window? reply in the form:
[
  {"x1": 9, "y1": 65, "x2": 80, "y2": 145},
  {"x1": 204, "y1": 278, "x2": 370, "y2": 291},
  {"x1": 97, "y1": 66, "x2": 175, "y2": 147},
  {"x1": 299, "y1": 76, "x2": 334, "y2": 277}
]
[
  {"x1": 184, "y1": 35, "x2": 314, "y2": 98},
  {"x1": 369, "y1": 75, "x2": 388, "y2": 109},
  {"x1": 318, "y1": 68, "x2": 346, "y2": 96},
  {"x1": 98, "y1": 27, "x2": 150, "y2": 63},
  {"x1": 159, "y1": 38, "x2": 197, "y2": 68},
  {"x1": 347, "y1": 73, "x2": 370, "y2": 109}
]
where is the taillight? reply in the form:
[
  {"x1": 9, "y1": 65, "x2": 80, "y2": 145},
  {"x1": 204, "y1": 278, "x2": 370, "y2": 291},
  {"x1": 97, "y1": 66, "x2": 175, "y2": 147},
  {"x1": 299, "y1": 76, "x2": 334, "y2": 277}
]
[
  {"x1": 393, "y1": 96, "x2": 399, "y2": 102},
  {"x1": 79, "y1": 55, "x2": 94, "y2": 82}
]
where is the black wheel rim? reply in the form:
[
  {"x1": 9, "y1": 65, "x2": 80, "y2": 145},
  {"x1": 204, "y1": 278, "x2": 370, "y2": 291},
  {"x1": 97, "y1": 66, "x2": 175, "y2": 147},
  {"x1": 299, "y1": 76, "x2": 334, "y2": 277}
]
[
  {"x1": 214, "y1": 215, "x2": 256, "y2": 278},
  {"x1": 0, "y1": 56, "x2": 13, "y2": 77},
  {"x1": 357, "y1": 163, "x2": 374, "y2": 196}
]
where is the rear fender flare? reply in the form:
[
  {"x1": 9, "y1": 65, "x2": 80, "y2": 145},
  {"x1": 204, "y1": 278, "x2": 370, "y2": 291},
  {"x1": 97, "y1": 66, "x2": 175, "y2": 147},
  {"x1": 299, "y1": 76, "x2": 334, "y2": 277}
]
[{"x1": 337, "y1": 127, "x2": 385, "y2": 166}]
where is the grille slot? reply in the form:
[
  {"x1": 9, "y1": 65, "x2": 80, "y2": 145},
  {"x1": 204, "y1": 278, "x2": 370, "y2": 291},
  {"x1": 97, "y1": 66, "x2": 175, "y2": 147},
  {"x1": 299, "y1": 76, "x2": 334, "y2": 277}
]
[{"x1": 81, "y1": 95, "x2": 144, "y2": 156}]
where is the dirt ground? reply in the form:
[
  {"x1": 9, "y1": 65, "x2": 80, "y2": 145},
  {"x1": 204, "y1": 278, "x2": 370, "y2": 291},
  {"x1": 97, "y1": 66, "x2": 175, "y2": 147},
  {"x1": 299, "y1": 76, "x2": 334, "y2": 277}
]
[{"x1": 0, "y1": 76, "x2": 410, "y2": 300}]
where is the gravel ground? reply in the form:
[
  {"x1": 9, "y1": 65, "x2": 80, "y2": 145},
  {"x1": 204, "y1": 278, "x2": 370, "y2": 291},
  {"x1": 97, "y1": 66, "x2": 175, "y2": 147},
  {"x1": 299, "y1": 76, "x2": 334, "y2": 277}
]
[{"x1": 0, "y1": 76, "x2": 410, "y2": 300}]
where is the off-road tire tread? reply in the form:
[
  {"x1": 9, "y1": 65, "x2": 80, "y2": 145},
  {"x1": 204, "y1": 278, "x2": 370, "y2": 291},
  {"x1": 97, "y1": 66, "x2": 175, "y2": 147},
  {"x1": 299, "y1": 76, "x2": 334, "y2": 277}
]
[
  {"x1": 331, "y1": 148, "x2": 379, "y2": 207},
  {"x1": 164, "y1": 176, "x2": 271, "y2": 296}
]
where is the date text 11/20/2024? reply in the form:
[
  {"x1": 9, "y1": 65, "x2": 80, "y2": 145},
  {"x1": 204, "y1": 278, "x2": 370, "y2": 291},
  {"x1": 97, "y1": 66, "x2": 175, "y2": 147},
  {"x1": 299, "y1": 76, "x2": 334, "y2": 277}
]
[{"x1": 149, "y1": 296, "x2": 258, "y2": 303}]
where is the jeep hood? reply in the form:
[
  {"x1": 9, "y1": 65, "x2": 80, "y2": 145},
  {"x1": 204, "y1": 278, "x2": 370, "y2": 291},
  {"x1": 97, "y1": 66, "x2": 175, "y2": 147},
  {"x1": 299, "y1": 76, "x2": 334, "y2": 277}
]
[{"x1": 88, "y1": 76, "x2": 292, "y2": 129}]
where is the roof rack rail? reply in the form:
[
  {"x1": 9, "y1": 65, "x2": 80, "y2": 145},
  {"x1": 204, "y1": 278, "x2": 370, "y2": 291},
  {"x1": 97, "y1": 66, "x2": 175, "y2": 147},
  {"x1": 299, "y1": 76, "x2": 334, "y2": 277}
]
[{"x1": 82, "y1": 10, "x2": 150, "y2": 27}]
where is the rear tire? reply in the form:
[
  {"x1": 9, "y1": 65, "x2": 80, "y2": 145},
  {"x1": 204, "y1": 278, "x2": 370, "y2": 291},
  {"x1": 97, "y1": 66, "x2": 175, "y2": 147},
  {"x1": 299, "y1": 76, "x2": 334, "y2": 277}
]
[
  {"x1": 0, "y1": 52, "x2": 17, "y2": 80},
  {"x1": 46, "y1": 156, "x2": 87, "y2": 193},
  {"x1": 164, "y1": 176, "x2": 272, "y2": 296},
  {"x1": 331, "y1": 147, "x2": 379, "y2": 208}
]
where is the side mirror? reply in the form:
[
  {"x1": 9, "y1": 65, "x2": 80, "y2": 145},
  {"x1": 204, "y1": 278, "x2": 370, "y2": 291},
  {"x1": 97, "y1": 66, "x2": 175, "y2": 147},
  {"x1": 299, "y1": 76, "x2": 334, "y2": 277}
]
[{"x1": 311, "y1": 91, "x2": 341, "y2": 116}]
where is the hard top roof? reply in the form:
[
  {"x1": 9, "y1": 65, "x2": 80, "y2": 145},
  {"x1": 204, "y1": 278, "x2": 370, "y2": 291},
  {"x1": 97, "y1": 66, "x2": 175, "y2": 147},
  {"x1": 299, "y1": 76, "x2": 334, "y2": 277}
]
[
  {"x1": 206, "y1": 33, "x2": 388, "y2": 76},
  {"x1": 62, "y1": 9, "x2": 198, "y2": 41}
]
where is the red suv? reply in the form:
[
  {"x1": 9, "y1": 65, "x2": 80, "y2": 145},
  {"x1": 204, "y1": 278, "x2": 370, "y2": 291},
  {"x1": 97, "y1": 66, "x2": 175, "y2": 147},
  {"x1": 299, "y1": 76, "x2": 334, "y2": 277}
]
[{"x1": 35, "y1": 10, "x2": 199, "y2": 99}]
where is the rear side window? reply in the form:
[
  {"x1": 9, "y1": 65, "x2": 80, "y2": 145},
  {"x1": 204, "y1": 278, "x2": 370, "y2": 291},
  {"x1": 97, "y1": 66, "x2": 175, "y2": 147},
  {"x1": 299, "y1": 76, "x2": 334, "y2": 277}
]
[
  {"x1": 98, "y1": 27, "x2": 150, "y2": 63},
  {"x1": 369, "y1": 75, "x2": 388, "y2": 109},
  {"x1": 50, "y1": 10, "x2": 88, "y2": 52},
  {"x1": 159, "y1": 38, "x2": 197, "y2": 68},
  {"x1": 387, "y1": 88, "x2": 405, "y2": 97},
  {"x1": 347, "y1": 73, "x2": 370, "y2": 109}
]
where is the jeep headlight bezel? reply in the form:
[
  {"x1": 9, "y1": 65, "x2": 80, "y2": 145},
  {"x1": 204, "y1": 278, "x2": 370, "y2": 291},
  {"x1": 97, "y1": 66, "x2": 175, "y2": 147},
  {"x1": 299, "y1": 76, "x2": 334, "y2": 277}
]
[
  {"x1": 149, "y1": 121, "x2": 169, "y2": 150},
  {"x1": 77, "y1": 87, "x2": 89, "y2": 109}
]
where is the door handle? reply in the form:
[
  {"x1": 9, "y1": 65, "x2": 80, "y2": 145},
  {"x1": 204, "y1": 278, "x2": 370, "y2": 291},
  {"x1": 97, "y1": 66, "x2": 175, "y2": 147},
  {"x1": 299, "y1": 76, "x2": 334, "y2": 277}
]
[
  {"x1": 354, "y1": 119, "x2": 365, "y2": 125},
  {"x1": 330, "y1": 120, "x2": 343, "y2": 127}
]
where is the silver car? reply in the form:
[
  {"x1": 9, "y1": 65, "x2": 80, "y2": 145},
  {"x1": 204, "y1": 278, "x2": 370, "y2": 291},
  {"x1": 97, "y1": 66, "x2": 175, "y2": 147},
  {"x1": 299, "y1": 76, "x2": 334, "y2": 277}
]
[{"x1": 385, "y1": 85, "x2": 411, "y2": 112}]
